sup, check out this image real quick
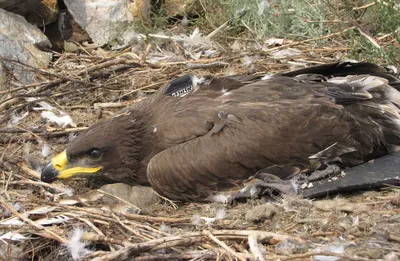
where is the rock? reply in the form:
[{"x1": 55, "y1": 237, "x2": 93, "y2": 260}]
[
  {"x1": 0, "y1": 9, "x2": 51, "y2": 51},
  {"x1": 100, "y1": 183, "x2": 159, "y2": 209},
  {"x1": 0, "y1": 9, "x2": 52, "y2": 86},
  {"x1": 0, "y1": 0, "x2": 59, "y2": 26},
  {"x1": 101, "y1": 183, "x2": 131, "y2": 201},
  {"x1": 128, "y1": 186, "x2": 160, "y2": 208},
  {"x1": 63, "y1": 0, "x2": 147, "y2": 47},
  {"x1": 245, "y1": 203, "x2": 277, "y2": 223}
]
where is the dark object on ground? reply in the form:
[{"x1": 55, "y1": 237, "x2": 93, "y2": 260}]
[{"x1": 302, "y1": 151, "x2": 400, "y2": 199}]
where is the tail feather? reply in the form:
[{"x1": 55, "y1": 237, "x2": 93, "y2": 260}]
[
  {"x1": 281, "y1": 61, "x2": 400, "y2": 90},
  {"x1": 286, "y1": 61, "x2": 400, "y2": 160},
  {"x1": 321, "y1": 75, "x2": 400, "y2": 108}
]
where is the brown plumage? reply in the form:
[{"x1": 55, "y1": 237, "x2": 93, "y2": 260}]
[{"x1": 41, "y1": 61, "x2": 400, "y2": 201}]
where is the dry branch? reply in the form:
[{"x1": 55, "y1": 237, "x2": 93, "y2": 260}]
[
  {"x1": 127, "y1": 252, "x2": 217, "y2": 261},
  {"x1": 278, "y1": 251, "x2": 371, "y2": 261},
  {"x1": 87, "y1": 230, "x2": 302, "y2": 261},
  {"x1": 203, "y1": 230, "x2": 247, "y2": 261},
  {"x1": 263, "y1": 27, "x2": 356, "y2": 53},
  {"x1": 248, "y1": 232, "x2": 266, "y2": 261},
  {"x1": 97, "y1": 189, "x2": 141, "y2": 213},
  {"x1": 187, "y1": 62, "x2": 229, "y2": 69},
  {"x1": 75, "y1": 58, "x2": 141, "y2": 76},
  {"x1": 122, "y1": 213, "x2": 191, "y2": 224},
  {"x1": 0, "y1": 196, "x2": 68, "y2": 244}
]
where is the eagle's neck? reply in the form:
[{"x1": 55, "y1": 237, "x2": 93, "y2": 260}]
[{"x1": 114, "y1": 108, "x2": 155, "y2": 185}]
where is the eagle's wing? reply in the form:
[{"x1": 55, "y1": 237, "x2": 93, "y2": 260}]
[{"x1": 146, "y1": 100, "x2": 352, "y2": 201}]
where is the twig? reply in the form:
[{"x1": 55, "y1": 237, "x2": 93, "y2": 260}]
[
  {"x1": 206, "y1": 20, "x2": 230, "y2": 40},
  {"x1": 248, "y1": 232, "x2": 266, "y2": 261},
  {"x1": 93, "y1": 101, "x2": 137, "y2": 109},
  {"x1": 60, "y1": 206, "x2": 163, "y2": 240},
  {"x1": 45, "y1": 127, "x2": 88, "y2": 136},
  {"x1": 357, "y1": 27, "x2": 381, "y2": 49},
  {"x1": 72, "y1": 41, "x2": 93, "y2": 56},
  {"x1": 0, "y1": 127, "x2": 87, "y2": 135},
  {"x1": 212, "y1": 230, "x2": 304, "y2": 243},
  {"x1": 0, "y1": 81, "x2": 51, "y2": 95},
  {"x1": 111, "y1": 213, "x2": 152, "y2": 241},
  {"x1": 0, "y1": 180, "x2": 69, "y2": 194},
  {"x1": 97, "y1": 189, "x2": 141, "y2": 213},
  {"x1": 78, "y1": 217, "x2": 116, "y2": 251},
  {"x1": 16, "y1": 163, "x2": 72, "y2": 193},
  {"x1": 353, "y1": 2, "x2": 376, "y2": 10},
  {"x1": 203, "y1": 230, "x2": 247, "y2": 261},
  {"x1": 263, "y1": 27, "x2": 356, "y2": 53},
  {"x1": 119, "y1": 80, "x2": 170, "y2": 99},
  {"x1": 388, "y1": 233, "x2": 400, "y2": 243},
  {"x1": 0, "y1": 136, "x2": 14, "y2": 166},
  {"x1": 128, "y1": 252, "x2": 217, "y2": 261},
  {"x1": 82, "y1": 232, "x2": 133, "y2": 247},
  {"x1": 301, "y1": 47, "x2": 351, "y2": 52},
  {"x1": 152, "y1": 190, "x2": 179, "y2": 209},
  {"x1": 0, "y1": 97, "x2": 22, "y2": 113},
  {"x1": 17, "y1": 162, "x2": 41, "y2": 179},
  {"x1": 122, "y1": 213, "x2": 191, "y2": 224},
  {"x1": 90, "y1": 230, "x2": 301, "y2": 261},
  {"x1": 142, "y1": 44, "x2": 152, "y2": 63},
  {"x1": 76, "y1": 58, "x2": 140, "y2": 76},
  {"x1": 187, "y1": 62, "x2": 229, "y2": 69},
  {"x1": 90, "y1": 235, "x2": 205, "y2": 261},
  {"x1": 0, "y1": 196, "x2": 68, "y2": 244},
  {"x1": 279, "y1": 251, "x2": 371, "y2": 261}
]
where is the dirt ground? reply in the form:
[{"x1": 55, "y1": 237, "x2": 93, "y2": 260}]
[{"x1": 1, "y1": 41, "x2": 400, "y2": 261}]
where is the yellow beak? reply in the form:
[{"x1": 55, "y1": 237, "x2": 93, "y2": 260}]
[{"x1": 41, "y1": 150, "x2": 102, "y2": 182}]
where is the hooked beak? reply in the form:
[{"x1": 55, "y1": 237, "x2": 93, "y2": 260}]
[{"x1": 41, "y1": 150, "x2": 102, "y2": 183}]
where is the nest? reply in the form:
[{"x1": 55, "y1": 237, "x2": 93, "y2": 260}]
[{"x1": 1, "y1": 28, "x2": 400, "y2": 261}]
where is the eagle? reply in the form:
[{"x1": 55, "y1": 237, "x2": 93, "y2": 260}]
[{"x1": 41, "y1": 61, "x2": 400, "y2": 201}]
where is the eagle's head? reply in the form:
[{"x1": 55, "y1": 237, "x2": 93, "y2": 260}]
[{"x1": 41, "y1": 112, "x2": 150, "y2": 185}]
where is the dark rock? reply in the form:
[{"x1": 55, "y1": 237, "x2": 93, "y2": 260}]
[{"x1": 0, "y1": 0, "x2": 59, "y2": 26}]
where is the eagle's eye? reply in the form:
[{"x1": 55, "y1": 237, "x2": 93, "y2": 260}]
[{"x1": 88, "y1": 149, "x2": 102, "y2": 160}]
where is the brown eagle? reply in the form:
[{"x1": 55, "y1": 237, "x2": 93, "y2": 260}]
[{"x1": 41, "y1": 61, "x2": 400, "y2": 201}]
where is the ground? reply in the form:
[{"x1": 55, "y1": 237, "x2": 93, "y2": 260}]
[{"x1": 1, "y1": 30, "x2": 400, "y2": 260}]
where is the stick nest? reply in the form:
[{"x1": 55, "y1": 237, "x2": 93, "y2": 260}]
[{"x1": 1, "y1": 30, "x2": 399, "y2": 260}]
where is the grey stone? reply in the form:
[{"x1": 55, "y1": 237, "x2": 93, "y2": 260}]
[
  {"x1": 64, "y1": 0, "x2": 142, "y2": 47},
  {"x1": 0, "y1": 9, "x2": 52, "y2": 86},
  {"x1": 100, "y1": 183, "x2": 159, "y2": 209},
  {"x1": 0, "y1": 9, "x2": 50, "y2": 47}
]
